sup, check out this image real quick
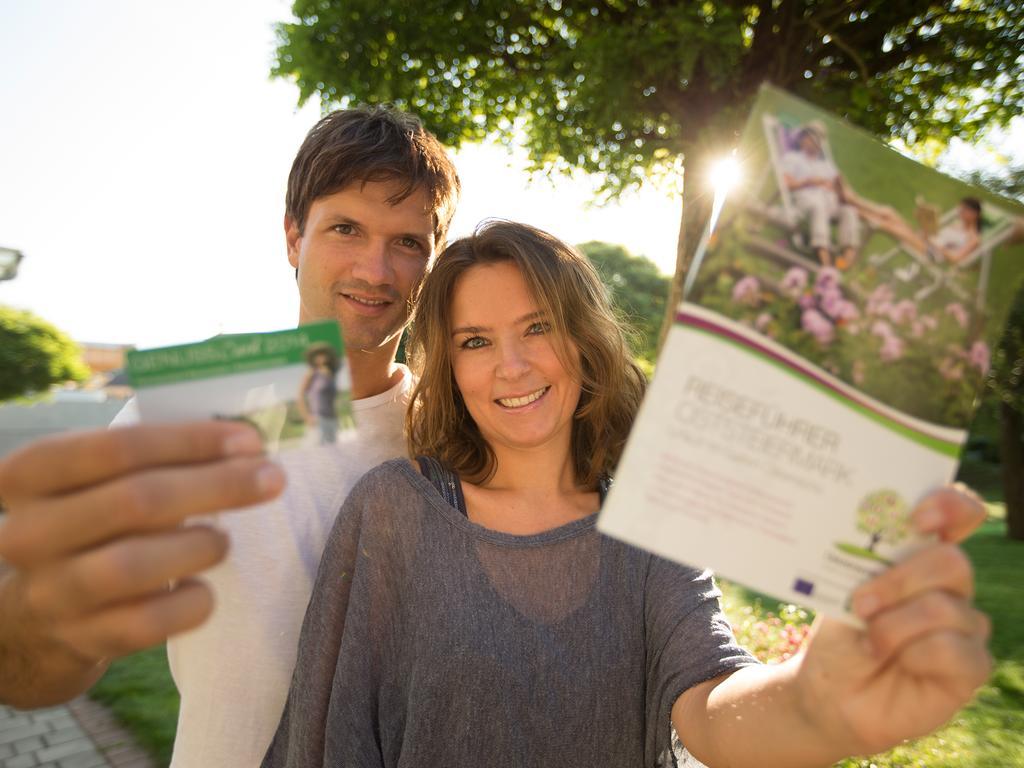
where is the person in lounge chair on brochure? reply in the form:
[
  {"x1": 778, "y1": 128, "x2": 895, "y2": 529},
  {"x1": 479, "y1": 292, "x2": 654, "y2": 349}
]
[
  {"x1": 781, "y1": 120, "x2": 862, "y2": 269},
  {"x1": 856, "y1": 196, "x2": 983, "y2": 266}
]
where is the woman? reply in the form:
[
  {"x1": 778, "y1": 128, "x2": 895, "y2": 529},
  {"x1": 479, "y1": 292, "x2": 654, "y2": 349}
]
[
  {"x1": 858, "y1": 196, "x2": 983, "y2": 265},
  {"x1": 299, "y1": 342, "x2": 341, "y2": 444},
  {"x1": 263, "y1": 222, "x2": 989, "y2": 767}
]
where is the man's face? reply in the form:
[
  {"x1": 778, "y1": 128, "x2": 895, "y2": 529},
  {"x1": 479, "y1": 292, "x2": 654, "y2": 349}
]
[
  {"x1": 799, "y1": 132, "x2": 822, "y2": 157},
  {"x1": 287, "y1": 180, "x2": 436, "y2": 353}
]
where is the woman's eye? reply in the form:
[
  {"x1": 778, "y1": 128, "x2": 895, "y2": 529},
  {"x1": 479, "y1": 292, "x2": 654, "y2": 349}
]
[
  {"x1": 399, "y1": 237, "x2": 423, "y2": 251},
  {"x1": 460, "y1": 336, "x2": 488, "y2": 350},
  {"x1": 527, "y1": 321, "x2": 551, "y2": 336}
]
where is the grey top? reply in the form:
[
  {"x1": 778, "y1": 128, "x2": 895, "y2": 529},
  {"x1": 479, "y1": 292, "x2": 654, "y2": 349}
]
[{"x1": 262, "y1": 459, "x2": 756, "y2": 768}]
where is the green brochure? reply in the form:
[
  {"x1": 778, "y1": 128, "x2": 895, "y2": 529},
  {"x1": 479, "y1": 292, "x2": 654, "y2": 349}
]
[{"x1": 127, "y1": 322, "x2": 352, "y2": 451}]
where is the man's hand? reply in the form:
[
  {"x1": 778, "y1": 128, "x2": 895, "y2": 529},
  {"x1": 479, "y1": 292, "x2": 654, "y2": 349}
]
[
  {"x1": 0, "y1": 422, "x2": 285, "y2": 708},
  {"x1": 796, "y1": 486, "x2": 991, "y2": 758}
]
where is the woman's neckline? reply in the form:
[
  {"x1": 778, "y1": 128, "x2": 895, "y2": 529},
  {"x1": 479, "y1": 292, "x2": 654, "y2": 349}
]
[{"x1": 396, "y1": 459, "x2": 600, "y2": 547}]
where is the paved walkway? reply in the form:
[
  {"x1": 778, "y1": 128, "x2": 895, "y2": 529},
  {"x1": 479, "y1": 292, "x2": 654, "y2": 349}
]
[{"x1": 0, "y1": 697, "x2": 155, "y2": 768}]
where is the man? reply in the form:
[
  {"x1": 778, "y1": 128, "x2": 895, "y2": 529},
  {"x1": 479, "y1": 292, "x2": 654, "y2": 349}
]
[
  {"x1": 781, "y1": 119, "x2": 862, "y2": 268},
  {"x1": 0, "y1": 106, "x2": 460, "y2": 767}
]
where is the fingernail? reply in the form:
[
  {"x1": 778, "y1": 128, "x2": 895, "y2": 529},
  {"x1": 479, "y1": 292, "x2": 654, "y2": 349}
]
[
  {"x1": 853, "y1": 592, "x2": 880, "y2": 619},
  {"x1": 256, "y1": 463, "x2": 285, "y2": 495},
  {"x1": 914, "y1": 504, "x2": 944, "y2": 532},
  {"x1": 223, "y1": 429, "x2": 263, "y2": 456}
]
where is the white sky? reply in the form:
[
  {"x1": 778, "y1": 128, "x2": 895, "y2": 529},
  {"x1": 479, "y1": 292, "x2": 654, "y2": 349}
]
[
  {"x1": 1, "y1": 1, "x2": 1019, "y2": 349},
  {"x1": 0, "y1": 0, "x2": 681, "y2": 348}
]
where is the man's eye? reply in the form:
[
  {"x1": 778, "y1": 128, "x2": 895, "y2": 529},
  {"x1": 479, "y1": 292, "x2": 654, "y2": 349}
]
[
  {"x1": 526, "y1": 322, "x2": 551, "y2": 335},
  {"x1": 460, "y1": 336, "x2": 488, "y2": 350},
  {"x1": 333, "y1": 224, "x2": 355, "y2": 235}
]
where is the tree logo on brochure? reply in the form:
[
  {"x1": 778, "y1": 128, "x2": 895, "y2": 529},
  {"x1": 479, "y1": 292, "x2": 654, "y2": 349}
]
[{"x1": 835, "y1": 489, "x2": 911, "y2": 564}]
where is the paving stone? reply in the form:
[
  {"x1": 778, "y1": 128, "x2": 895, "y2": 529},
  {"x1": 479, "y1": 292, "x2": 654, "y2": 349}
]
[
  {"x1": 102, "y1": 746, "x2": 152, "y2": 768},
  {"x1": 3, "y1": 752, "x2": 38, "y2": 768},
  {"x1": 0, "y1": 745, "x2": 12, "y2": 760},
  {"x1": 33, "y1": 740, "x2": 95, "y2": 764},
  {"x1": 80, "y1": 729, "x2": 126, "y2": 750},
  {"x1": 0, "y1": 725, "x2": 50, "y2": 747},
  {"x1": 12, "y1": 738, "x2": 44, "y2": 755},
  {"x1": 0, "y1": 718, "x2": 31, "y2": 734},
  {"x1": 56, "y1": 751, "x2": 105, "y2": 768},
  {"x1": 37, "y1": 720, "x2": 73, "y2": 737},
  {"x1": 40, "y1": 731, "x2": 82, "y2": 750},
  {"x1": 25, "y1": 711, "x2": 66, "y2": 723}
]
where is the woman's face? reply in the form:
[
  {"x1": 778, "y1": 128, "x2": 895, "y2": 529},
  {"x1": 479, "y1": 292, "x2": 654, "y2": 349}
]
[
  {"x1": 958, "y1": 202, "x2": 980, "y2": 230},
  {"x1": 449, "y1": 260, "x2": 582, "y2": 458}
]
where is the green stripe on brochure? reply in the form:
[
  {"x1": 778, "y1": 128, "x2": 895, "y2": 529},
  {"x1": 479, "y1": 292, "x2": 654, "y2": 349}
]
[{"x1": 127, "y1": 321, "x2": 343, "y2": 389}]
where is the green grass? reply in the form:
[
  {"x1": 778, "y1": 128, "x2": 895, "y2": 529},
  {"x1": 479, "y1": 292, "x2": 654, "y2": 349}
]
[
  {"x1": 723, "y1": 517, "x2": 1024, "y2": 768},
  {"x1": 88, "y1": 646, "x2": 178, "y2": 767}
]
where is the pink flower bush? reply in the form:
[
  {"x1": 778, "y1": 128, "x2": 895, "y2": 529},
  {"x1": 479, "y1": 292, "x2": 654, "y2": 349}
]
[
  {"x1": 820, "y1": 289, "x2": 844, "y2": 320},
  {"x1": 801, "y1": 308, "x2": 834, "y2": 345},
  {"x1": 814, "y1": 267, "x2": 841, "y2": 294},
  {"x1": 888, "y1": 299, "x2": 917, "y2": 325},
  {"x1": 945, "y1": 302, "x2": 969, "y2": 328},
  {"x1": 871, "y1": 320, "x2": 894, "y2": 339},
  {"x1": 880, "y1": 335, "x2": 905, "y2": 362},
  {"x1": 732, "y1": 275, "x2": 761, "y2": 305},
  {"x1": 968, "y1": 341, "x2": 990, "y2": 374},
  {"x1": 871, "y1": 319, "x2": 905, "y2": 361},
  {"x1": 730, "y1": 603, "x2": 811, "y2": 664},
  {"x1": 867, "y1": 284, "x2": 895, "y2": 315},
  {"x1": 755, "y1": 312, "x2": 773, "y2": 332},
  {"x1": 939, "y1": 357, "x2": 964, "y2": 381},
  {"x1": 780, "y1": 267, "x2": 808, "y2": 297}
]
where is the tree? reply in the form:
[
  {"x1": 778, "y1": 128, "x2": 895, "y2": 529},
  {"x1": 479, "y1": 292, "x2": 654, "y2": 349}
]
[
  {"x1": 990, "y1": 286, "x2": 1024, "y2": 540},
  {"x1": 961, "y1": 166, "x2": 1024, "y2": 539},
  {"x1": 578, "y1": 241, "x2": 668, "y2": 366},
  {"x1": 0, "y1": 306, "x2": 89, "y2": 402},
  {"x1": 856, "y1": 490, "x2": 911, "y2": 553},
  {"x1": 273, "y1": 0, "x2": 1024, "y2": 344}
]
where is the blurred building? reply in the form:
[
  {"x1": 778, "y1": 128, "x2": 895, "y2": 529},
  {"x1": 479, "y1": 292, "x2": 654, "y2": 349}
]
[{"x1": 0, "y1": 341, "x2": 135, "y2": 459}]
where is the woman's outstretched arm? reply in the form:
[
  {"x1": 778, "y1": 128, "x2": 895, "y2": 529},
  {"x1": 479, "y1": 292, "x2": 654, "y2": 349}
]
[{"x1": 672, "y1": 487, "x2": 991, "y2": 768}]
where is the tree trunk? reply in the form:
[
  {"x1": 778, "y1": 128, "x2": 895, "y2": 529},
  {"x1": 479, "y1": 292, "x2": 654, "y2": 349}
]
[
  {"x1": 1000, "y1": 401, "x2": 1024, "y2": 541},
  {"x1": 658, "y1": 158, "x2": 714, "y2": 352}
]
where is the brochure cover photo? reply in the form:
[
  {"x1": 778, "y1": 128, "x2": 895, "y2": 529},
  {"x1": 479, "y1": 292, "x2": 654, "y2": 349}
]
[
  {"x1": 599, "y1": 85, "x2": 1024, "y2": 621},
  {"x1": 127, "y1": 321, "x2": 352, "y2": 452}
]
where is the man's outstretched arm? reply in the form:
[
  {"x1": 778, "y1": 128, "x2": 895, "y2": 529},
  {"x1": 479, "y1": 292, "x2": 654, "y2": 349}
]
[{"x1": 0, "y1": 423, "x2": 285, "y2": 709}]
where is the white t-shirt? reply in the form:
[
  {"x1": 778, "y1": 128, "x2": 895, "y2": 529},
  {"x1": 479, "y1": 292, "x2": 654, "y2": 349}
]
[
  {"x1": 931, "y1": 222, "x2": 974, "y2": 260},
  {"x1": 111, "y1": 370, "x2": 411, "y2": 768}
]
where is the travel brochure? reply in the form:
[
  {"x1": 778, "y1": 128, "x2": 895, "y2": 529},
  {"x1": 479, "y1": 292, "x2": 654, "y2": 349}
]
[
  {"x1": 126, "y1": 321, "x2": 352, "y2": 452},
  {"x1": 598, "y1": 85, "x2": 1024, "y2": 622}
]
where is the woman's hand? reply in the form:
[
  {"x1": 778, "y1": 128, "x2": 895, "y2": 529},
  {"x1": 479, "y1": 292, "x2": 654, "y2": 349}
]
[{"x1": 795, "y1": 486, "x2": 991, "y2": 757}]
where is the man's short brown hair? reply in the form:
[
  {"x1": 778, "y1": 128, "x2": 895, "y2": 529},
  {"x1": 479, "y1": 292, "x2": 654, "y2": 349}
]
[{"x1": 286, "y1": 106, "x2": 460, "y2": 244}]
